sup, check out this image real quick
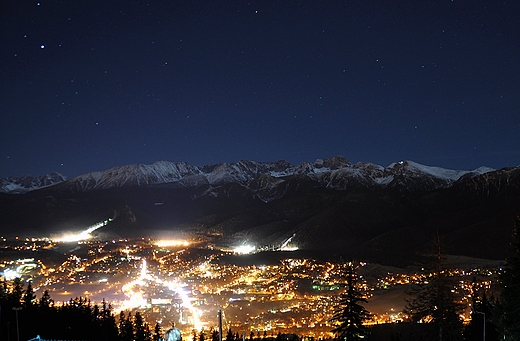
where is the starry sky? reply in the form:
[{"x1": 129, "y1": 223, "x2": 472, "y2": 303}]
[{"x1": 1, "y1": 0, "x2": 519, "y2": 178}]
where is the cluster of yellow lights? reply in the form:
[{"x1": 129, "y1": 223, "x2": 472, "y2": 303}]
[
  {"x1": 119, "y1": 259, "x2": 202, "y2": 330},
  {"x1": 154, "y1": 240, "x2": 190, "y2": 247}
]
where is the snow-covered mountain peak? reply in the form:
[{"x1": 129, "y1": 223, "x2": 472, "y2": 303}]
[
  {"x1": 386, "y1": 160, "x2": 468, "y2": 181},
  {"x1": 66, "y1": 161, "x2": 203, "y2": 191},
  {"x1": 0, "y1": 172, "x2": 67, "y2": 194},
  {"x1": 386, "y1": 161, "x2": 495, "y2": 181},
  {"x1": 473, "y1": 166, "x2": 496, "y2": 174}
]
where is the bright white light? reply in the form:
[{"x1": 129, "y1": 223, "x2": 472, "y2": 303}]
[
  {"x1": 155, "y1": 240, "x2": 190, "y2": 247},
  {"x1": 57, "y1": 231, "x2": 92, "y2": 243},
  {"x1": 54, "y1": 218, "x2": 112, "y2": 242},
  {"x1": 279, "y1": 233, "x2": 296, "y2": 251},
  {"x1": 234, "y1": 245, "x2": 255, "y2": 254},
  {"x1": 3, "y1": 269, "x2": 18, "y2": 281},
  {"x1": 140, "y1": 258, "x2": 148, "y2": 279},
  {"x1": 117, "y1": 259, "x2": 203, "y2": 330},
  {"x1": 164, "y1": 281, "x2": 202, "y2": 331}
]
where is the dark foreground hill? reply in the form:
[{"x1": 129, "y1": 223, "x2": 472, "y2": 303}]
[{"x1": 1, "y1": 157, "x2": 519, "y2": 265}]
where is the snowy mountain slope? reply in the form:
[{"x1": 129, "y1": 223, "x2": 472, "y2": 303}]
[
  {"x1": 0, "y1": 172, "x2": 67, "y2": 194},
  {"x1": 1, "y1": 157, "x2": 494, "y2": 195},
  {"x1": 62, "y1": 161, "x2": 201, "y2": 192}
]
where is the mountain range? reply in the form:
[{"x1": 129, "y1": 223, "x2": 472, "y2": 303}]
[
  {"x1": 1, "y1": 156, "x2": 519, "y2": 265},
  {"x1": 0, "y1": 157, "x2": 493, "y2": 195}
]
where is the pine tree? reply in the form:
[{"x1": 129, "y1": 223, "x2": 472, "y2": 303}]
[
  {"x1": 405, "y1": 233, "x2": 463, "y2": 341},
  {"x1": 23, "y1": 280, "x2": 36, "y2": 308},
  {"x1": 0, "y1": 277, "x2": 8, "y2": 304},
  {"x1": 495, "y1": 217, "x2": 520, "y2": 340},
  {"x1": 226, "y1": 328, "x2": 234, "y2": 341},
  {"x1": 465, "y1": 290, "x2": 499, "y2": 341},
  {"x1": 153, "y1": 322, "x2": 162, "y2": 341},
  {"x1": 329, "y1": 262, "x2": 370, "y2": 341},
  {"x1": 135, "y1": 311, "x2": 150, "y2": 341},
  {"x1": 119, "y1": 311, "x2": 126, "y2": 338},
  {"x1": 210, "y1": 328, "x2": 219, "y2": 341},
  {"x1": 99, "y1": 301, "x2": 119, "y2": 341},
  {"x1": 92, "y1": 304, "x2": 100, "y2": 322},
  {"x1": 39, "y1": 289, "x2": 53, "y2": 309},
  {"x1": 120, "y1": 311, "x2": 134, "y2": 341},
  {"x1": 32, "y1": 289, "x2": 55, "y2": 338},
  {"x1": 9, "y1": 277, "x2": 24, "y2": 306}
]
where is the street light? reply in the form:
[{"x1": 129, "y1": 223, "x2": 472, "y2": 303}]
[
  {"x1": 475, "y1": 311, "x2": 485, "y2": 341},
  {"x1": 12, "y1": 307, "x2": 22, "y2": 341}
]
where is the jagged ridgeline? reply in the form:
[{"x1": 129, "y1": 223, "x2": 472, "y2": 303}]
[{"x1": 1, "y1": 156, "x2": 520, "y2": 263}]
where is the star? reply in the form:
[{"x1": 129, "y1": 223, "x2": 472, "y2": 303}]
[{"x1": 0, "y1": 1, "x2": 518, "y2": 177}]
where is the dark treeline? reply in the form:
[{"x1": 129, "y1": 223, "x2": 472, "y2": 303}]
[
  {"x1": 191, "y1": 328, "x2": 303, "y2": 341},
  {"x1": 0, "y1": 279, "x2": 161, "y2": 341}
]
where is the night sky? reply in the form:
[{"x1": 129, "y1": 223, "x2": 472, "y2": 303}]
[{"x1": 1, "y1": 1, "x2": 519, "y2": 178}]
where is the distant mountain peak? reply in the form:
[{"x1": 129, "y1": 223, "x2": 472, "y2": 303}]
[{"x1": 0, "y1": 172, "x2": 67, "y2": 194}]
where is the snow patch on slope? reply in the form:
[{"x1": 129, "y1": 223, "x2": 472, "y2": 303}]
[{"x1": 0, "y1": 172, "x2": 67, "y2": 194}]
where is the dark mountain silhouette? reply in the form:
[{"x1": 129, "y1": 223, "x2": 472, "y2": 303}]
[{"x1": 1, "y1": 157, "x2": 518, "y2": 265}]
